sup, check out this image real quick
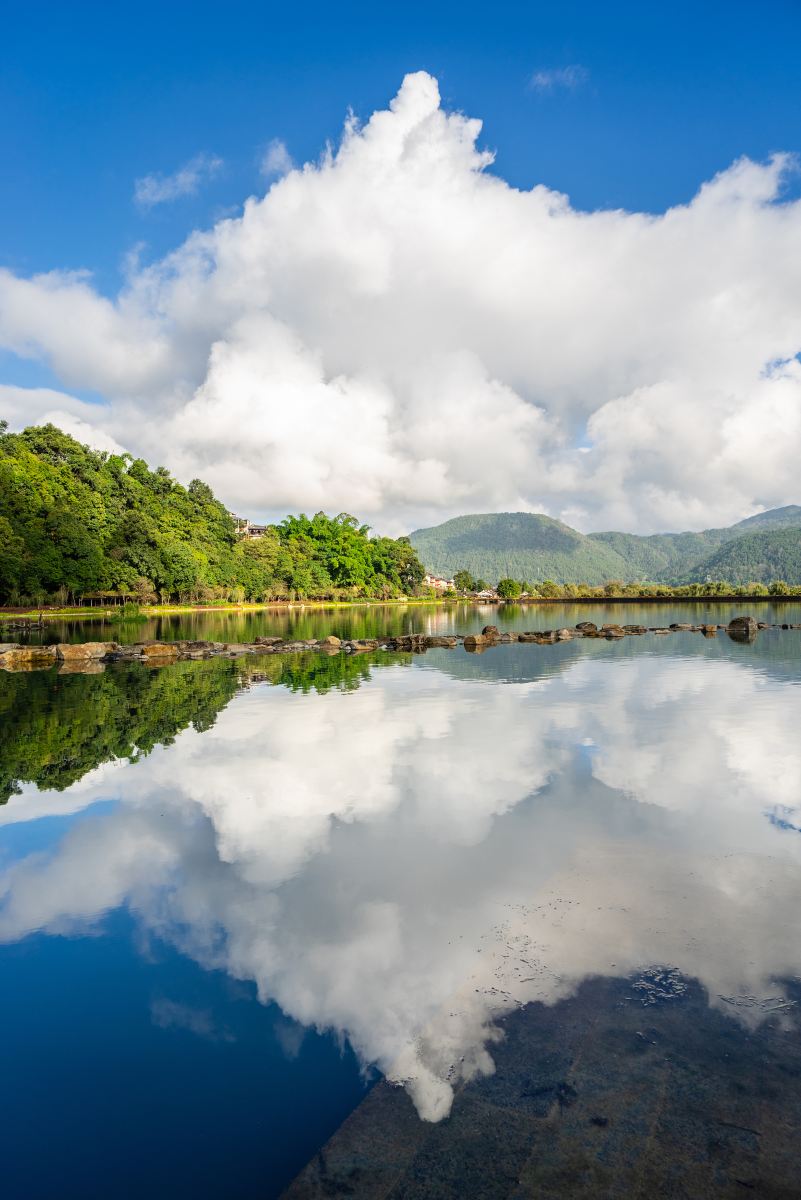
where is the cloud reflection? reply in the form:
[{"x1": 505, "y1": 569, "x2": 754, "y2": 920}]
[{"x1": 1, "y1": 655, "x2": 801, "y2": 1120}]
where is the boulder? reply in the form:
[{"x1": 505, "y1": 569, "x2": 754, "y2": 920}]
[
  {"x1": 669, "y1": 624, "x2": 694, "y2": 632},
  {"x1": 727, "y1": 615, "x2": 758, "y2": 642},
  {"x1": 481, "y1": 625, "x2": 500, "y2": 638},
  {"x1": 601, "y1": 624, "x2": 625, "y2": 638},
  {"x1": 424, "y1": 636, "x2": 458, "y2": 648},
  {"x1": 56, "y1": 641, "x2": 117, "y2": 661},
  {"x1": 319, "y1": 635, "x2": 341, "y2": 647},
  {"x1": 0, "y1": 645, "x2": 57, "y2": 670},
  {"x1": 556, "y1": 628, "x2": 574, "y2": 640},
  {"x1": 464, "y1": 633, "x2": 488, "y2": 650},
  {"x1": 623, "y1": 625, "x2": 647, "y2": 635},
  {"x1": 254, "y1": 636, "x2": 284, "y2": 646},
  {"x1": 139, "y1": 642, "x2": 179, "y2": 658},
  {"x1": 517, "y1": 632, "x2": 540, "y2": 642},
  {"x1": 575, "y1": 622, "x2": 598, "y2": 633}
]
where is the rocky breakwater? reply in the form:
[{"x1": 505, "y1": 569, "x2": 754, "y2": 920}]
[{"x1": 0, "y1": 616, "x2": 797, "y2": 673}]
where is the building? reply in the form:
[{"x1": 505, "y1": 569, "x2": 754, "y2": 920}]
[
  {"x1": 423, "y1": 574, "x2": 455, "y2": 592},
  {"x1": 231, "y1": 515, "x2": 268, "y2": 540}
]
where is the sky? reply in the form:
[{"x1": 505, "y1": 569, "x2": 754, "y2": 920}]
[{"x1": 2, "y1": 0, "x2": 801, "y2": 534}]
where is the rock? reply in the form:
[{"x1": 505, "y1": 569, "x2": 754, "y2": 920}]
[
  {"x1": 481, "y1": 625, "x2": 500, "y2": 638},
  {"x1": 138, "y1": 642, "x2": 179, "y2": 658},
  {"x1": 601, "y1": 624, "x2": 625, "y2": 638},
  {"x1": 0, "y1": 645, "x2": 57, "y2": 670},
  {"x1": 349, "y1": 639, "x2": 379, "y2": 652},
  {"x1": 55, "y1": 641, "x2": 117, "y2": 660},
  {"x1": 556, "y1": 628, "x2": 574, "y2": 640},
  {"x1": 319, "y1": 635, "x2": 342, "y2": 647},
  {"x1": 424, "y1": 636, "x2": 458, "y2": 648},
  {"x1": 623, "y1": 625, "x2": 647, "y2": 635},
  {"x1": 727, "y1": 615, "x2": 758, "y2": 642},
  {"x1": 517, "y1": 632, "x2": 540, "y2": 642},
  {"x1": 254, "y1": 636, "x2": 284, "y2": 646},
  {"x1": 575, "y1": 622, "x2": 597, "y2": 633},
  {"x1": 758, "y1": 622, "x2": 770, "y2": 629},
  {"x1": 463, "y1": 633, "x2": 488, "y2": 650},
  {"x1": 537, "y1": 630, "x2": 557, "y2": 643},
  {"x1": 669, "y1": 624, "x2": 693, "y2": 632}
]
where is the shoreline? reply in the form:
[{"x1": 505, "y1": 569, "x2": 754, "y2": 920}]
[{"x1": 1, "y1": 593, "x2": 800, "y2": 628}]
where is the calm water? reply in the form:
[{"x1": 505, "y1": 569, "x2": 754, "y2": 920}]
[
  {"x1": 17, "y1": 597, "x2": 801, "y2": 646},
  {"x1": 3, "y1": 626, "x2": 801, "y2": 1196}
]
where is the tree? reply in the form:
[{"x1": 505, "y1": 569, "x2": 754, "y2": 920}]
[
  {"x1": 453, "y1": 569, "x2": 476, "y2": 593},
  {"x1": 538, "y1": 579, "x2": 562, "y2": 598},
  {"x1": 497, "y1": 577, "x2": 522, "y2": 599}
]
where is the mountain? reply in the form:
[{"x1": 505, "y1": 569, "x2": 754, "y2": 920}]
[
  {"x1": 410, "y1": 509, "x2": 801, "y2": 585},
  {"x1": 408, "y1": 513, "x2": 631, "y2": 584},
  {"x1": 687, "y1": 527, "x2": 801, "y2": 585}
]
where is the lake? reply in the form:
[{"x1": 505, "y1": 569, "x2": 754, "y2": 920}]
[{"x1": 3, "y1": 614, "x2": 801, "y2": 1196}]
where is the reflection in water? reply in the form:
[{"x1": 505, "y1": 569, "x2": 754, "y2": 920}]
[{"x1": 2, "y1": 641, "x2": 801, "y2": 1126}]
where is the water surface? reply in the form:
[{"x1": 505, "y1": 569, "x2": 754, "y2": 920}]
[{"x1": 3, "y1": 628, "x2": 801, "y2": 1196}]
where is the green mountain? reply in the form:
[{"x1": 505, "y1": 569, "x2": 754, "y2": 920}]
[
  {"x1": 410, "y1": 509, "x2": 801, "y2": 585},
  {"x1": 409, "y1": 512, "x2": 631, "y2": 584},
  {"x1": 687, "y1": 527, "x2": 801, "y2": 585}
]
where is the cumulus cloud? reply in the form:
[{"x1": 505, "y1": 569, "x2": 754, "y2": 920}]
[
  {"x1": 528, "y1": 64, "x2": 589, "y2": 92},
  {"x1": 3, "y1": 651, "x2": 801, "y2": 1120},
  {"x1": 0, "y1": 384, "x2": 126, "y2": 454},
  {"x1": 134, "y1": 152, "x2": 223, "y2": 208},
  {"x1": 259, "y1": 138, "x2": 293, "y2": 178},
  {"x1": 2, "y1": 71, "x2": 801, "y2": 531}
]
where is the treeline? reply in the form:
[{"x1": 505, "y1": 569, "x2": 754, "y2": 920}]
[
  {"x1": 0, "y1": 423, "x2": 425, "y2": 604},
  {"x1": 453, "y1": 573, "x2": 801, "y2": 599}
]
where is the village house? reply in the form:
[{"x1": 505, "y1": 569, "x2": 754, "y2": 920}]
[
  {"x1": 423, "y1": 574, "x2": 456, "y2": 592},
  {"x1": 231, "y1": 515, "x2": 268, "y2": 540}
]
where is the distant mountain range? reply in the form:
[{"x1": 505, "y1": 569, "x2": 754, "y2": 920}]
[{"x1": 409, "y1": 507, "x2": 801, "y2": 585}]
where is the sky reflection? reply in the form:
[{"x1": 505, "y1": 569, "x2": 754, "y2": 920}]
[{"x1": 2, "y1": 646, "x2": 801, "y2": 1121}]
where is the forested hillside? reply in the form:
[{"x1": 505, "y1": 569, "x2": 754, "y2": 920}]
[
  {"x1": 687, "y1": 527, "x2": 801, "y2": 585},
  {"x1": 0, "y1": 423, "x2": 424, "y2": 603},
  {"x1": 409, "y1": 513, "x2": 631, "y2": 584},
  {"x1": 411, "y1": 509, "x2": 801, "y2": 585}
]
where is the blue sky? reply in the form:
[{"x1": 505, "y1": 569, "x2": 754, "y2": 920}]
[
  {"x1": 4, "y1": 0, "x2": 800, "y2": 286},
  {"x1": 2, "y1": 1, "x2": 801, "y2": 533}
]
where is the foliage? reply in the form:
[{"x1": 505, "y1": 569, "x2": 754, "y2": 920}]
[
  {"x1": 411, "y1": 509, "x2": 801, "y2": 586},
  {"x1": 496, "y1": 577, "x2": 522, "y2": 599},
  {"x1": 0, "y1": 424, "x2": 425, "y2": 603}
]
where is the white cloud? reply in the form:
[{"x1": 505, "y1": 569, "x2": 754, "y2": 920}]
[
  {"x1": 528, "y1": 64, "x2": 589, "y2": 92},
  {"x1": 0, "y1": 384, "x2": 126, "y2": 454},
  {"x1": 1, "y1": 71, "x2": 801, "y2": 532},
  {"x1": 134, "y1": 152, "x2": 223, "y2": 208},
  {"x1": 259, "y1": 138, "x2": 293, "y2": 178}
]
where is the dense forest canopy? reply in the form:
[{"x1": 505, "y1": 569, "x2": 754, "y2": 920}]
[
  {"x1": 0, "y1": 423, "x2": 425, "y2": 603},
  {"x1": 411, "y1": 510, "x2": 801, "y2": 586}
]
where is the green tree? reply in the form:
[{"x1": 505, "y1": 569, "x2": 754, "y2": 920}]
[
  {"x1": 496, "y1": 577, "x2": 522, "y2": 599},
  {"x1": 453, "y1": 569, "x2": 476, "y2": 593}
]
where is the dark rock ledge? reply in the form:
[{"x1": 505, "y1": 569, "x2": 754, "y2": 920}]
[{"x1": 0, "y1": 617, "x2": 798, "y2": 672}]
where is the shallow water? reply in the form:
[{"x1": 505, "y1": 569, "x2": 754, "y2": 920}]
[
  {"x1": 3, "y1": 628, "x2": 801, "y2": 1196},
  {"x1": 16, "y1": 596, "x2": 801, "y2": 646}
]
